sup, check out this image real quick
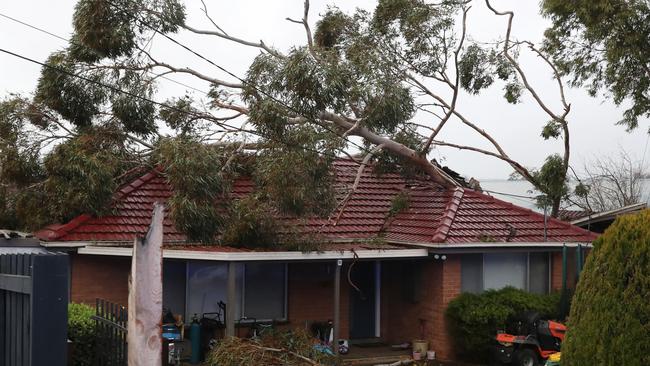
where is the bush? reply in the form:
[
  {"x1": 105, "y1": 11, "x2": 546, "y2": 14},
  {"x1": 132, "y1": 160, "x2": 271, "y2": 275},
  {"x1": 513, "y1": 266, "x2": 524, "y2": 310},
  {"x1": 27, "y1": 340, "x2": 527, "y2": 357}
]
[
  {"x1": 562, "y1": 210, "x2": 650, "y2": 366},
  {"x1": 445, "y1": 287, "x2": 561, "y2": 362},
  {"x1": 68, "y1": 303, "x2": 96, "y2": 366}
]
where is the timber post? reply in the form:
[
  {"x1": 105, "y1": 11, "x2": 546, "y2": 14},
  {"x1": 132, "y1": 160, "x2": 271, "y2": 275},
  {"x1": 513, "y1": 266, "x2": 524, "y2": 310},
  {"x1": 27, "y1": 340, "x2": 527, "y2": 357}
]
[{"x1": 127, "y1": 202, "x2": 164, "y2": 366}]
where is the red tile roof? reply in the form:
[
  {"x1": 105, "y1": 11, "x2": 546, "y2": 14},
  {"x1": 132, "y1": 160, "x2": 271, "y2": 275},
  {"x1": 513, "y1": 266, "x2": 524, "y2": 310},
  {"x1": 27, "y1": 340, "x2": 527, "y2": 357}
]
[{"x1": 35, "y1": 160, "x2": 597, "y2": 246}]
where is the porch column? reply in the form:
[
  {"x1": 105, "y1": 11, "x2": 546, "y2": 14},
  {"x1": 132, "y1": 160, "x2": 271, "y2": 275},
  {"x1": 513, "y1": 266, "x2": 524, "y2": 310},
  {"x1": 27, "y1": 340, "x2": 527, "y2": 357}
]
[
  {"x1": 226, "y1": 261, "x2": 236, "y2": 337},
  {"x1": 333, "y1": 259, "x2": 342, "y2": 353}
]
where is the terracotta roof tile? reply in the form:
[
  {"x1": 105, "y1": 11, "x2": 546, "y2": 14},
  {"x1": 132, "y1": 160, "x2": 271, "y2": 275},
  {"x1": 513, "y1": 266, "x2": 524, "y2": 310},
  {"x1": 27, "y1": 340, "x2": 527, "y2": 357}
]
[{"x1": 35, "y1": 160, "x2": 598, "y2": 246}]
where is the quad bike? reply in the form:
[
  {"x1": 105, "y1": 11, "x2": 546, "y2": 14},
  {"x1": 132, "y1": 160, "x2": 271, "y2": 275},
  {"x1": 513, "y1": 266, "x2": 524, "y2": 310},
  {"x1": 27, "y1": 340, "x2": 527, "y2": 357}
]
[{"x1": 492, "y1": 312, "x2": 566, "y2": 366}]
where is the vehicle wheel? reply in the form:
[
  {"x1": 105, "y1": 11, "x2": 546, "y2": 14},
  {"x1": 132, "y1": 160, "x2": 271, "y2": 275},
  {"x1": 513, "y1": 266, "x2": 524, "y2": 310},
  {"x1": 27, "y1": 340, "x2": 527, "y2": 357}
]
[{"x1": 513, "y1": 348, "x2": 539, "y2": 366}]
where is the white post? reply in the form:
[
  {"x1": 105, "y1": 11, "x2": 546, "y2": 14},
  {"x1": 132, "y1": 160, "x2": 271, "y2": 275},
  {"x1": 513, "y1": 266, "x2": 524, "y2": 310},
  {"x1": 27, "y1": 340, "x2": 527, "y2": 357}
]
[
  {"x1": 333, "y1": 259, "x2": 342, "y2": 354},
  {"x1": 128, "y1": 202, "x2": 164, "y2": 366},
  {"x1": 226, "y1": 261, "x2": 237, "y2": 337}
]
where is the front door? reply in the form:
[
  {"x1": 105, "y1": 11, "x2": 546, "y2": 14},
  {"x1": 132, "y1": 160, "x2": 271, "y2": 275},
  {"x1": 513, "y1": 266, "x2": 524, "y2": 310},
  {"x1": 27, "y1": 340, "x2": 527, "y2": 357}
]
[{"x1": 349, "y1": 261, "x2": 377, "y2": 339}]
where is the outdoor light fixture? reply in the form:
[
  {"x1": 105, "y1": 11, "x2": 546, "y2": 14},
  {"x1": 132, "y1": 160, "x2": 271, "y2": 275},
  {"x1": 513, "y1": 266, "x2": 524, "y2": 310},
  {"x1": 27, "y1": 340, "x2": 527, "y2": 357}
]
[{"x1": 434, "y1": 254, "x2": 440, "y2": 259}]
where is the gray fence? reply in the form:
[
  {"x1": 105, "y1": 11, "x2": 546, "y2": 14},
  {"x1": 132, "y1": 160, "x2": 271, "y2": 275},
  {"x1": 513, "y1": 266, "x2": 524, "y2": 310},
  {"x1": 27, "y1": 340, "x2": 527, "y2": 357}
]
[{"x1": 0, "y1": 252, "x2": 69, "y2": 366}]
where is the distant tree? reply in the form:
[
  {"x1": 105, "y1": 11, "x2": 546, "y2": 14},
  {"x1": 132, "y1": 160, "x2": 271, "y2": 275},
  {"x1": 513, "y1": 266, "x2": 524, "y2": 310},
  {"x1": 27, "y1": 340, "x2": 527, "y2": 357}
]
[
  {"x1": 541, "y1": 0, "x2": 650, "y2": 132},
  {"x1": 0, "y1": 0, "x2": 578, "y2": 240},
  {"x1": 568, "y1": 149, "x2": 648, "y2": 213}
]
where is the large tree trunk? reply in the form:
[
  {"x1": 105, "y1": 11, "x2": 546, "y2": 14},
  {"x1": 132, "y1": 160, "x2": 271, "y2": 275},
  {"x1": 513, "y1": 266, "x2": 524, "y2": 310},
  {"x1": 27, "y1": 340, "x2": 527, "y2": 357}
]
[{"x1": 128, "y1": 202, "x2": 165, "y2": 366}]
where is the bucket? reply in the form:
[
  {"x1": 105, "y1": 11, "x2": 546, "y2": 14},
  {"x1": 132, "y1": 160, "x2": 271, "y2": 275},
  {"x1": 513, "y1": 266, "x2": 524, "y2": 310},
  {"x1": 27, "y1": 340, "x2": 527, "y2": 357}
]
[
  {"x1": 412, "y1": 339, "x2": 428, "y2": 355},
  {"x1": 427, "y1": 350, "x2": 436, "y2": 360}
]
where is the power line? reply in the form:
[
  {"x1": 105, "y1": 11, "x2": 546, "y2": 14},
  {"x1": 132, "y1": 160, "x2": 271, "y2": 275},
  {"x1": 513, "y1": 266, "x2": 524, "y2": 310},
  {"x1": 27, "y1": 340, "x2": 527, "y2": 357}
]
[
  {"x1": 482, "y1": 189, "x2": 538, "y2": 200},
  {"x1": 0, "y1": 11, "x2": 211, "y2": 97},
  {"x1": 1, "y1": 7, "x2": 372, "y2": 157},
  {"x1": 1, "y1": 46, "x2": 367, "y2": 164},
  {"x1": 100, "y1": 0, "x2": 373, "y2": 155}
]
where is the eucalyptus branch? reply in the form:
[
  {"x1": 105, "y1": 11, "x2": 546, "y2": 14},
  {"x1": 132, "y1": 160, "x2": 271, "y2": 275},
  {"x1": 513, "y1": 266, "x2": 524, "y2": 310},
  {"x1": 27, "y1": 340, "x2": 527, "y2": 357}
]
[
  {"x1": 180, "y1": 24, "x2": 284, "y2": 59},
  {"x1": 433, "y1": 140, "x2": 535, "y2": 183},
  {"x1": 485, "y1": 0, "x2": 571, "y2": 174},
  {"x1": 287, "y1": 0, "x2": 319, "y2": 61},
  {"x1": 422, "y1": 5, "x2": 470, "y2": 152},
  {"x1": 484, "y1": 1, "x2": 562, "y2": 122},
  {"x1": 199, "y1": 0, "x2": 229, "y2": 36}
]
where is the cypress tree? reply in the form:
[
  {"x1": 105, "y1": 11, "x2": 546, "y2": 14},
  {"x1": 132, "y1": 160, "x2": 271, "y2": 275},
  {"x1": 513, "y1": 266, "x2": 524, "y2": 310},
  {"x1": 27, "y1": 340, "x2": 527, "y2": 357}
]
[{"x1": 562, "y1": 210, "x2": 650, "y2": 366}]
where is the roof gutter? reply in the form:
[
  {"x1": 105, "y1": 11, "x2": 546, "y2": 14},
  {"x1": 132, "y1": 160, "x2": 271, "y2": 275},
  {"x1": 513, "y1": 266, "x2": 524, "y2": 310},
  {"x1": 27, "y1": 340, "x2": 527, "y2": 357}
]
[
  {"x1": 389, "y1": 240, "x2": 593, "y2": 250},
  {"x1": 76, "y1": 246, "x2": 430, "y2": 261}
]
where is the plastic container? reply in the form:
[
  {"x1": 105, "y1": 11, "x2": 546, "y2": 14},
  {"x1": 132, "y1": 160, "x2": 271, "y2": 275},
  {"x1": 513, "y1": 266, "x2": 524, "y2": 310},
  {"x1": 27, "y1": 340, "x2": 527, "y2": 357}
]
[{"x1": 427, "y1": 350, "x2": 436, "y2": 360}]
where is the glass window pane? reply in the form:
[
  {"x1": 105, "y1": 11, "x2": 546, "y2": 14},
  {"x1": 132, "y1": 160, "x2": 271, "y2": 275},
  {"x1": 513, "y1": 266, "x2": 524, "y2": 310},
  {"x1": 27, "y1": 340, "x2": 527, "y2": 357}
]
[
  {"x1": 461, "y1": 254, "x2": 483, "y2": 293},
  {"x1": 243, "y1": 263, "x2": 286, "y2": 320},
  {"x1": 483, "y1": 253, "x2": 527, "y2": 291},
  {"x1": 529, "y1": 252, "x2": 550, "y2": 294},
  {"x1": 163, "y1": 260, "x2": 186, "y2": 317},
  {"x1": 186, "y1": 262, "x2": 242, "y2": 321}
]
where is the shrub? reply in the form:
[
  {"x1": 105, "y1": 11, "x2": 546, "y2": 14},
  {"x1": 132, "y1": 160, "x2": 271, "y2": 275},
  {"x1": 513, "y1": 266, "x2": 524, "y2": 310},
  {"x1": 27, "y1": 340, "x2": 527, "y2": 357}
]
[
  {"x1": 562, "y1": 210, "x2": 650, "y2": 366},
  {"x1": 68, "y1": 303, "x2": 96, "y2": 366},
  {"x1": 445, "y1": 287, "x2": 561, "y2": 362}
]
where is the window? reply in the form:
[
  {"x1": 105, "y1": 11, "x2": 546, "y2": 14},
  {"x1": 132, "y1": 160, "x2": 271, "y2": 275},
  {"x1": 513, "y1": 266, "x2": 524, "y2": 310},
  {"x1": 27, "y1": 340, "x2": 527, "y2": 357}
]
[
  {"x1": 185, "y1": 262, "x2": 287, "y2": 321},
  {"x1": 460, "y1": 254, "x2": 483, "y2": 294},
  {"x1": 484, "y1": 253, "x2": 528, "y2": 291},
  {"x1": 163, "y1": 260, "x2": 187, "y2": 317},
  {"x1": 242, "y1": 263, "x2": 286, "y2": 320},
  {"x1": 461, "y1": 252, "x2": 550, "y2": 294}
]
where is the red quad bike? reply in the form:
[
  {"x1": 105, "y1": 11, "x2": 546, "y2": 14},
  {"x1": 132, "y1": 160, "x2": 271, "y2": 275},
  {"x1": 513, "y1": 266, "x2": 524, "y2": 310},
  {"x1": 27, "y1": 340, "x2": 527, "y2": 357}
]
[{"x1": 492, "y1": 312, "x2": 566, "y2": 366}]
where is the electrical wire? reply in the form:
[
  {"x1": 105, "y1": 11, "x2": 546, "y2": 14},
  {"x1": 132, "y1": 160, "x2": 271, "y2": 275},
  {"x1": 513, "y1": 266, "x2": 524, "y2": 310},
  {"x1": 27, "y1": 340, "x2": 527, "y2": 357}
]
[
  {"x1": 100, "y1": 0, "x2": 373, "y2": 156},
  {"x1": 0, "y1": 7, "x2": 374, "y2": 160},
  {"x1": 0, "y1": 11, "x2": 211, "y2": 96},
  {"x1": 482, "y1": 189, "x2": 538, "y2": 200},
  {"x1": 0, "y1": 46, "x2": 351, "y2": 161}
]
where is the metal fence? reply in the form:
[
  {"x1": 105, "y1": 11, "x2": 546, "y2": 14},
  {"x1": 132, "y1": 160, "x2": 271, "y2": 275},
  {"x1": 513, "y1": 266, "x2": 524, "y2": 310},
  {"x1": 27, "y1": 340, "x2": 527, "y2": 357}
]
[
  {"x1": 93, "y1": 298, "x2": 128, "y2": 366},
  {"x1": 0, "y1": 252, "x2": 69, "y2": 366}
]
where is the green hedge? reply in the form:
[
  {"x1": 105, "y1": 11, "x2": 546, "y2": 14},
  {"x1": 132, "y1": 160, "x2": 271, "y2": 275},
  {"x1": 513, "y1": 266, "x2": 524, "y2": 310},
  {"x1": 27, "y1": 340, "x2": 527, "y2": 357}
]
[
  {"x1": 445, "y1": 287, "x2": 561, "y2": 362},
  {"x1": 562, "y1": 210, "x2": 650, "y2": 366},
  {"x1": 68, "y1": 303, "x2": 96, "y2": 366}
]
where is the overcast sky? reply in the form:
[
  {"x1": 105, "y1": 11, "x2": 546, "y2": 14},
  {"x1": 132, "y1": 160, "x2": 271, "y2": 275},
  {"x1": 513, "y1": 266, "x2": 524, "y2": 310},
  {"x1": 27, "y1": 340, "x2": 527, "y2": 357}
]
[{"x1": 1, "y1": 0, "x2": 648, "y2": 180}]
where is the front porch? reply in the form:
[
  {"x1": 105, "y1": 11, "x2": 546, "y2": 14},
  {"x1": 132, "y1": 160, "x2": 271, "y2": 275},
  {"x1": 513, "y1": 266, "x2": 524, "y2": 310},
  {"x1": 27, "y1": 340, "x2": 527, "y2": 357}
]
[{"x1": 68, "y1": 246, "x2": 463, "y2": 360}]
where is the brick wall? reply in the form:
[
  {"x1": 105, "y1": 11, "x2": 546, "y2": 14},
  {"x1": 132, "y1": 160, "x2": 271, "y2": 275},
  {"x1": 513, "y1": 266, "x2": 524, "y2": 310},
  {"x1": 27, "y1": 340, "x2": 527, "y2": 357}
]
[
  {"x1": 381, "y1": 257, "x2": 461, "y2": 362},
  {"x1": 551, "y1": 249, "x2": 577, "y2": 291},
  {"x1": 286, "y1": 262, "x2": 351, "y2": 338},
  {"x1": 70, "y1": 253, "x2": 131, "y2": 306}
]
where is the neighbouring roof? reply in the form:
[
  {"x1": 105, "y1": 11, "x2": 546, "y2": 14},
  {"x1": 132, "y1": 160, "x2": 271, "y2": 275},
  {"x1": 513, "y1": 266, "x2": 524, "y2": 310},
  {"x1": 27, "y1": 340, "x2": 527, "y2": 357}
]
[
  {"x1": 35, "y1": 160, "x2": 597, "y2": 247},
  {"x1": 568, "y1": 202, "x2": 648, "y2": 233},
  {"x1": 0, "y1": 229, "x2": 49, "y2": 255},
  {"x1": 558, "y1": 209, "x2": 592, "y2": 222}
]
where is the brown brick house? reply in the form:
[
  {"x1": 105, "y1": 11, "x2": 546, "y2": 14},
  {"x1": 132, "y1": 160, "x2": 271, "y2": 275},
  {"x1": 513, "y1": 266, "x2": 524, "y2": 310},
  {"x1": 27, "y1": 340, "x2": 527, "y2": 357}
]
[{"x1": 36, "y1": 160, "x2": 597, "y2": 361}]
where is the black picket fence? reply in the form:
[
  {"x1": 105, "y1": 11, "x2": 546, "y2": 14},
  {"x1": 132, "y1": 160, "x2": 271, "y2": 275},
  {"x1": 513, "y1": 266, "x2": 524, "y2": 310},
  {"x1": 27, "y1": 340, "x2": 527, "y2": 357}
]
[
  {"x1": 93, "y1": 298, "x2": 128, "y2": 366},
  {"x1": 0, "y1": 252, "x2": 69, "y2": 366}
]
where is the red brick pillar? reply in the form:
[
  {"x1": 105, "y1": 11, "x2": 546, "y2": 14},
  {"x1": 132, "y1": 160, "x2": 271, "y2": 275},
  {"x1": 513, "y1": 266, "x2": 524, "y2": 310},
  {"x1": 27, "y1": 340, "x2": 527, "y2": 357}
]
[{"x1": 430, "y1": 255, "x2": 461, "y2": 361}]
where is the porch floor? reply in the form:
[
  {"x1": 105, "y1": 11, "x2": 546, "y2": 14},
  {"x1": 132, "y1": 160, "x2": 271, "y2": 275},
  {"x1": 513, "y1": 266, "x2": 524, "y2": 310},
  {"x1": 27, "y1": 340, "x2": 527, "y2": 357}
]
[{"x1": 341, "y1": 344, "x2": 411, "y2": 365}]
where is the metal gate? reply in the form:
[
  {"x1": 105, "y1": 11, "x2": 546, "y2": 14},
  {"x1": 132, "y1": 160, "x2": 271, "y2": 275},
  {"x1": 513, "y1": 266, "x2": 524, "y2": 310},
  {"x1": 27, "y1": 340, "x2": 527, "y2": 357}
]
[
  {"x1": 0, "y1": 252, "x2": 69, "y2": 366},
  {"x1": 93, "y1": 298, "x2": 128, "y2": 366}
]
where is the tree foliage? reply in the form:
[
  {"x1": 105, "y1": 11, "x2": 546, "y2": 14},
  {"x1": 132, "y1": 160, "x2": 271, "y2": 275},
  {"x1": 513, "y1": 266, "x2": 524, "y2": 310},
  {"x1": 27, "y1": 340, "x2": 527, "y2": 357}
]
[
  {"x1": 0, "y1": 0, "x2": 592, "y2": 243},
  {"x1": 542, "y1": 0, "x2": 650, "y2": 132},
  {"x1": 562, "y1": 210, "x2": 650, "y2": 366}
]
